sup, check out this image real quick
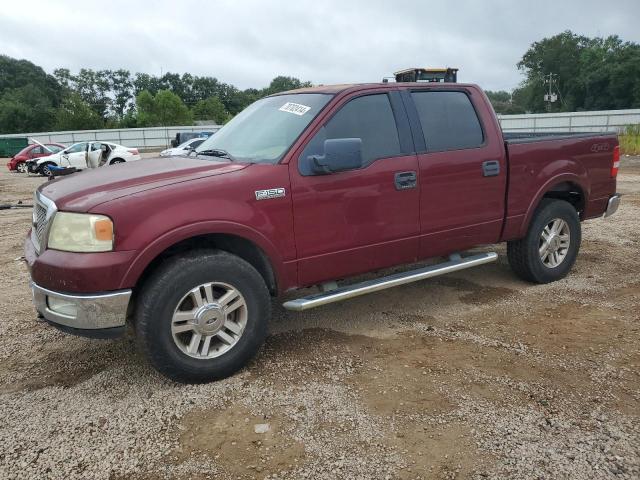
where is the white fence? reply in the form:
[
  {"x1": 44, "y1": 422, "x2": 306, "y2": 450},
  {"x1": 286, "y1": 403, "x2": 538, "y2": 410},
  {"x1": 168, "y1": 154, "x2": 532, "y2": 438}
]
[
  {"x1": 2, "y1": 109, "x2": 639, "y2": 149},
  {"x1": 498, "y1": 109, "x2": 640, "y2": 133},
  {"x1": 0, "y1": 125, "x2": 222, "y2": 150}
]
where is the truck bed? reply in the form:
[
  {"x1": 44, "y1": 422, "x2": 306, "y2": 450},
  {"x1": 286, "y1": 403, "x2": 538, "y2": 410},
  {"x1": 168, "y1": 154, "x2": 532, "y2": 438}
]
[
  {"x1": 501, "y1": 131, "x2": 618, "y2": 242},
  {"x1": 503, "y1": 131, "x2": 615, "y2": 143}
]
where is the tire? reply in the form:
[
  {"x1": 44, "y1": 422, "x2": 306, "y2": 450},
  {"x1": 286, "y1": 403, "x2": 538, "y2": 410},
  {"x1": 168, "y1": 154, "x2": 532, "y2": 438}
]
[
  {"x1": 16, "y1": 162, "x2": 27, "y2": 173},
  {"x1": 40, "y1": 162, "x2": 55, "y2": 177},
  {"x1": 110, "y1": 158, "x2": 125, "y2": 165},
  {"x1": 135, "y1": 249, "x2": 271, "y2": 383},
  {"x1": 507, "y1": 199, "x2": 581, "y2": 284}
]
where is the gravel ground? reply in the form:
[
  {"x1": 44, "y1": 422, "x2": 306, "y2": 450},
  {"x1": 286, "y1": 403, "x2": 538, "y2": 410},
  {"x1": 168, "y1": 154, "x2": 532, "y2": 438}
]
[{"x1": 0, "y1": 157, "x2": 638, "y2": 479}]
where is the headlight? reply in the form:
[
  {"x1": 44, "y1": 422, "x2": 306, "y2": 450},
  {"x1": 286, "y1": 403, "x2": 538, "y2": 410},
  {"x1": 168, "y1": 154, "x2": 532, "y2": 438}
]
[{"x1": 47, "y1": 212, "x2": 114, "y2": 252}]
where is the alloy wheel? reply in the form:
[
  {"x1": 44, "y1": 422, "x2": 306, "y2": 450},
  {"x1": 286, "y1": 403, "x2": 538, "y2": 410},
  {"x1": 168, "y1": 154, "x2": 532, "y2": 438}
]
[
  {"x1": 171, "y1": 282, "x2": 248, "y2": 359},
  {"x1": 539, "y1": 218, "x2": 571, "y2": 268}
]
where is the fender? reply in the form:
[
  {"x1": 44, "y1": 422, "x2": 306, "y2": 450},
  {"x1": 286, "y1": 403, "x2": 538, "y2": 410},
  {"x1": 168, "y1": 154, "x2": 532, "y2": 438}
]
[
  {"x1": 119, "y1": 220, "x2": 289, "y2": 292},
  {"x1": 518, "y1": 170, "x2": 589, "y2": 238}
]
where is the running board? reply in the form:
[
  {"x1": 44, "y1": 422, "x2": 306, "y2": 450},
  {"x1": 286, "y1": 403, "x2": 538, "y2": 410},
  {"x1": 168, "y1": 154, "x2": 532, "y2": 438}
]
[{"x1": 282, "y1": 252, "x2": 498, "y2": 311}]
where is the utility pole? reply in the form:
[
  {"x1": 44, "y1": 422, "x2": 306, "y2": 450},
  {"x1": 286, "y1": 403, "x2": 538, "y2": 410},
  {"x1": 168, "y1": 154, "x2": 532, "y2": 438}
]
[{"x1": 543, "y1": 73, "x2": 559, "y2": 111}]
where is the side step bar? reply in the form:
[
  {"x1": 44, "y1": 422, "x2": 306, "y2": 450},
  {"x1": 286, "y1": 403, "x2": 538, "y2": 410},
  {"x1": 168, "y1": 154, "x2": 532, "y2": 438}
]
[{"x1": 282, "y1": 252, "x2": 498, "y2": 311}]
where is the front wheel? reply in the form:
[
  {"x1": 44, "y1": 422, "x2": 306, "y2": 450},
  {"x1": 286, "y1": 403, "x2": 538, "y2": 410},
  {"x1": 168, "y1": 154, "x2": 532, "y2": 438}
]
[
  {"x1": 40, "y1": 162, "x2": 55, "y2": 177},
  {"x1": 135, "y1": 249, "x2": 271, "y2": 383},
  {"x1": 16, "y1": 162, "x2": 27, "y2": 173},
  {"x1": 507, "y1": 199, "x2": 581, "y2": 284}
]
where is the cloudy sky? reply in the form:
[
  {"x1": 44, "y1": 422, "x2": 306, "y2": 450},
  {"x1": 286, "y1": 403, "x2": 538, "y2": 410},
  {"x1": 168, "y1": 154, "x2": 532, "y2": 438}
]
[{"x1": 1, "y1": 0, "x2": 639, "y2": 92}]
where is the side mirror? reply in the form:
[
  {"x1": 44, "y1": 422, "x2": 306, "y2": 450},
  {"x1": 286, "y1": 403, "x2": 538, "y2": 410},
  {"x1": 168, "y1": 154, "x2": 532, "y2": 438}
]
[{"x1": 309, "y1": 138, "x2": 363, "y2": 175}]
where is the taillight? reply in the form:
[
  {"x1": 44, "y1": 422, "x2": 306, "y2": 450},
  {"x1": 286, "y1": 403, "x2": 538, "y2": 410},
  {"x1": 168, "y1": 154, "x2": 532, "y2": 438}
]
[
  {"x1": 611, "y1": 145, "x2": 620, "y2": 178},
  {"x1": 127, "y1": 148, "x2": 139, "y2": 155}
]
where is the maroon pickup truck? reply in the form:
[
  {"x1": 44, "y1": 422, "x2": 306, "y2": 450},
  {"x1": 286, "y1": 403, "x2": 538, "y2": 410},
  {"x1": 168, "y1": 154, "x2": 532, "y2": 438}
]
[{"x1": 25, "y1": 82, "x2": 621, "y2": 383}]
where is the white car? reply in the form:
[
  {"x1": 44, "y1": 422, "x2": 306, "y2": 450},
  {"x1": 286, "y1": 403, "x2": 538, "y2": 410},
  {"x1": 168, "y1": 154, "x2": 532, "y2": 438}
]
[
  {"x1": 159, "y1": 137, "x2": 206, "y2": 157},
  {"x1": 32, "y1": 141, "x2": 142, "y2": 176}
]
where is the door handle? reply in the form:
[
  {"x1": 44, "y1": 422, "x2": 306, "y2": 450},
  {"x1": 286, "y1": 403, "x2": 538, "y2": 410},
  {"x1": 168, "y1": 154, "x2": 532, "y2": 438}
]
[
  {"x1": 394, "y1": 171, "x2": 417, "y2": 190},
  {"x1": 482, "y1": 160, "x2": 500, "y2": 177}
]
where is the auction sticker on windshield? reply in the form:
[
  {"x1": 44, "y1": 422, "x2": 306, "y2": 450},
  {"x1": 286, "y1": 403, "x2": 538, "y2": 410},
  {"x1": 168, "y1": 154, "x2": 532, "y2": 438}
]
[{"x1": 279, "y1": 102, "x2": 311, "y2": 115}]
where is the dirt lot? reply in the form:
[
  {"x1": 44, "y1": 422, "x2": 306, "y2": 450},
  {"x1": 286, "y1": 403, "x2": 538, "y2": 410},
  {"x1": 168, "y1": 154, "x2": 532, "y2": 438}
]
[{"x1": 0, "y1": 159, "x2": 638, "y2": 480}]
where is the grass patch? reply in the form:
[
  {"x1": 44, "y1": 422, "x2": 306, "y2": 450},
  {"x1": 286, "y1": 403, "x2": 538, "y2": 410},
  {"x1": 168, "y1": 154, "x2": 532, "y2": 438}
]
[{"x1": 620, "y1": 125, "x2": 640, "y2": 156}]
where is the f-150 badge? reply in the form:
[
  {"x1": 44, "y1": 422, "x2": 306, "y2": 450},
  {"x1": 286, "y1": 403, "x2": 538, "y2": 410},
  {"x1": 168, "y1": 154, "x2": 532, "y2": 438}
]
[{"x1": 255, "y1": 188, "x2": 286, "y2": 200}]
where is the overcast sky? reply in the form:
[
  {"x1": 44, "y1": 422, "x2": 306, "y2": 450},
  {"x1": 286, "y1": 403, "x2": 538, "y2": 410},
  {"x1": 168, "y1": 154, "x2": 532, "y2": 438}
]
[{"x1": 2, "y1": 0, "x2": 639, "y2": 92}]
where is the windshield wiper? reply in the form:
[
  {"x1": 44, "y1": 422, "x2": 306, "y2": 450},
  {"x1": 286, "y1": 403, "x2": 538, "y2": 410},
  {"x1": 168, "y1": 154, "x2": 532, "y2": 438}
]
[{"x1": 195, "y1": 149, "x2": 235, "y2": 161}]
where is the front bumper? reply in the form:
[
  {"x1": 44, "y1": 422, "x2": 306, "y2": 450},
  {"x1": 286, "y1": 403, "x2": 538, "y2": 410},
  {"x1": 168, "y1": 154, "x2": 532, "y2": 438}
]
[
  {"x1": 604, "y1": 193, "x2": 621, "y2": 218},
  {"x1": 31, "y1": 281, "x2": 131, "y2": 338}
]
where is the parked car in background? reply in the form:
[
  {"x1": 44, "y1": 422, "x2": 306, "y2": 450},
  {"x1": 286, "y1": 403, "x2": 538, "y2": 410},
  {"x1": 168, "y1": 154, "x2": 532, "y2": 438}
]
[
  {"x1": 28, "y1": 141, "x2": 141, "y2": 176},
  {"x1": 170, "y1": 131, "x2": 214, "y2": 148},
  {"x1": 6, "y1": 143, "x2": 66, "y2": 172},
  {"x1": 159, "y1": 137, "x2": 206, "y2": 157}
]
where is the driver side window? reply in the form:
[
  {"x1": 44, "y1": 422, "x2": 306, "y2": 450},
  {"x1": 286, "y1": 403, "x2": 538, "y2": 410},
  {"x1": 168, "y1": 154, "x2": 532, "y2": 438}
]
[{"x1": 299, "y1": 93, "x2": 401, "y2": 175}]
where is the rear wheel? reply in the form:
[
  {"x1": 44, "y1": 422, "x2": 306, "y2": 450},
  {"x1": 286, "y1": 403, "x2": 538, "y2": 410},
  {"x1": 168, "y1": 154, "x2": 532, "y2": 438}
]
[
  {"x1": 135, "y1": 249, "x2": 271, "y2": 383},
  {"x1": 16, "y1": 162, "x2": 27, "y2": 173},
  {"x1": 507, "y1": 199, "x2": 581, "y2": 284},
  {"x1": 110, "y1": 158, "x2": 125, "y2": 165}
]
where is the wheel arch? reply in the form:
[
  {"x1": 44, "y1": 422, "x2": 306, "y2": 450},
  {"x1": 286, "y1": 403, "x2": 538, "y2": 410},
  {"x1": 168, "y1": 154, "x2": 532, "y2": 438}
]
[
  {"x1": 121, "y1": 224, "x2": 284, "y2": 299},
  {"x1": 519, "y1": 174, "x2": 588, "y2": 238}
]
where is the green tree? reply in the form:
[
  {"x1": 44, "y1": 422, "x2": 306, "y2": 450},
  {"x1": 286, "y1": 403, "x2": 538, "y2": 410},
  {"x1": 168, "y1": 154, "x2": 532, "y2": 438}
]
[
  {"x1": 0, "y1": 55, "x2": 62, "y2": 105},
  {"x1": 135, "y1": 89, "x2": 192, "y2": 126},
  {"x1": 484, "y1": 90, "x2": 526, "y2": 114},
  {"x1": 516, "y1": 31, "x2": 640, "y2": 112},
  {"x1": 0, "y1": 84, "x2": 55, "y2": 133},
  {"x1": 109, "y1": 69, "x2": 134, "y2": 117},
  {"x1": 192, "y1": 97, "x2": 230, "y2": 124},
  {"x1": 54, "y1": 93, "x2": 103, "y2": 131},
  {"x1": 264, "y1": 76, "x2": 312, "y2": 95}
]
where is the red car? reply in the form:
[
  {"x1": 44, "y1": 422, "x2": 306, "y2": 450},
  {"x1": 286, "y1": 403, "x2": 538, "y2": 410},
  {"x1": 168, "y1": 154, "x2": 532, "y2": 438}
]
[
  {"x1": 7, "y1": 143, "x2": 66, "y2": 172},
  {"x1": 25, "y1": 82, "x2": 620, "y2": 383}
]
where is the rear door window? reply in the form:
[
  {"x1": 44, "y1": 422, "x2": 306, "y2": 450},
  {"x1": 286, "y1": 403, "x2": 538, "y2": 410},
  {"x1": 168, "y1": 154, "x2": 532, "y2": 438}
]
[
  {"x1": 300, "y1": 93, "x2": 401, "y2": 173},
  {"x1": 411, "y1": 91, "x2": 484, "y2": 152}
]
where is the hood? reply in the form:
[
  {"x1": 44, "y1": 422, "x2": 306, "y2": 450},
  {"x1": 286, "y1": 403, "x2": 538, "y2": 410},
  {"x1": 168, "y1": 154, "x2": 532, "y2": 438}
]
[
  {"x1": 38, "y1": 157, "x2": 247, "y2": 212},
  {"x1": 35, "y1": 153, "x2": 60, "y2": 164}
]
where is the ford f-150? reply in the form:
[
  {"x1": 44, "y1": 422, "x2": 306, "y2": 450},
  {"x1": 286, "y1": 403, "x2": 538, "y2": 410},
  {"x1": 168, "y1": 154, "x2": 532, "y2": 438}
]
[{"x1": 24, "y1": 82, "x2": 621, "y2": 383}]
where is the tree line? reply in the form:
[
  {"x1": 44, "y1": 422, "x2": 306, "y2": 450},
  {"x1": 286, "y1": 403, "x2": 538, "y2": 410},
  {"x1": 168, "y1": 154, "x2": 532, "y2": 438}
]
[
  {"x1": 1, "y1": 30, "x2": 640, "y2": 133},
  {"x1": 486, "y1": 31, "x2": 640, "y2": 114},
  {"x1": 0, "y1": 55, "x2": 311, "y2": 133}
]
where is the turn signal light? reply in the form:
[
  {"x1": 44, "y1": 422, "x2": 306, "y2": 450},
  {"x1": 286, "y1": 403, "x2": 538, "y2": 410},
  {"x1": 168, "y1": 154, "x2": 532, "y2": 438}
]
[
  {"x1": 611, "y1": 145, "x2": 620, "y2": 178},
  {"x1": 94, "y1": 218, "x2": 113, "y2": 241}
]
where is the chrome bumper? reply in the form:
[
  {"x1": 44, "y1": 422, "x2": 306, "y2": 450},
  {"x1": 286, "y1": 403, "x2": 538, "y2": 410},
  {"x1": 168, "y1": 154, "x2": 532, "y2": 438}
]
[
  {"x1": 31, "y1": 282, "x2": 131, "y2": 331},
  {"x1": 604, "y1": 194, "x2": 621, "y2": 218}
]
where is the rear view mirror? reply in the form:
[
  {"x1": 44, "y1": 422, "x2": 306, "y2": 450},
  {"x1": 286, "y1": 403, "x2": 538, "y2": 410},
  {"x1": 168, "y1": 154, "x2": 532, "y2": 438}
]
[{"x1": 309, "y1": 138, "x2": 363, "y2": 175}]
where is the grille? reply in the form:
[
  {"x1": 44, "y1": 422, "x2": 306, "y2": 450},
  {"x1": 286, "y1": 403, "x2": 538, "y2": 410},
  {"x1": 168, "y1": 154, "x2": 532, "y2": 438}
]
[
  {"x1": 32, "y1": 194, "x2": 56, "y2": 254},
  {"x1": 34, "y1": 202, "x2": 48, "y2": 249}
]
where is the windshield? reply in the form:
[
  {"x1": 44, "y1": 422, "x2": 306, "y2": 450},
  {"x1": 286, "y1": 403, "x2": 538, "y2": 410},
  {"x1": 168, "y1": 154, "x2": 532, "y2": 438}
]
[
  {"x1": 64, "y1": 143, "x2": 85, "y2": 154},
  {"x1": 194, "y1": 93, "x2": 332, "y2": 163},
  {"x1": 178, "y1": 138, "x2": 203, "y2": 149}
]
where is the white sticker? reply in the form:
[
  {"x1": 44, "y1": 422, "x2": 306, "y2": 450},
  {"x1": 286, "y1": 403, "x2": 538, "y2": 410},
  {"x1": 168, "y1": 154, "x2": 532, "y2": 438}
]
[{"x1": 279, "y1": 102, "x2": 311, "y2": 116}]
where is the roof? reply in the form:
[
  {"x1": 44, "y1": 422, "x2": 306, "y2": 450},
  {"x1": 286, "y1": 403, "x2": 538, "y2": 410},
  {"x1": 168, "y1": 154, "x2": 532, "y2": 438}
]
[{"x1": 274, "y1": 82, "x2": 476, "y2": 96}]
